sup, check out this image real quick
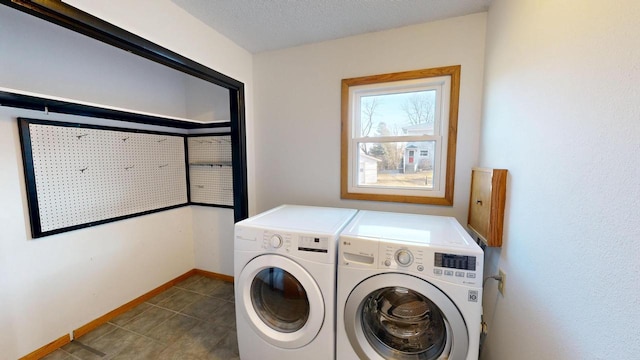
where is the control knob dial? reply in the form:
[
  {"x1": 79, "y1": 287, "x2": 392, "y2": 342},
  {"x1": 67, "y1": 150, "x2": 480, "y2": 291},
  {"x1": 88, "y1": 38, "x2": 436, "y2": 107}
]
[
  {"x1": 269, "y1": 234, "x2": 283, "y2": 248},
  {"x1": 395, "y1": 249, "x2": 413, "y2": 266}
]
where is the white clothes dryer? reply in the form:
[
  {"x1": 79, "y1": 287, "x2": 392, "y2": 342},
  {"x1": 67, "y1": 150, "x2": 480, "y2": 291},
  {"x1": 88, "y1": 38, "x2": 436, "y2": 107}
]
[
  {"x1": 336, "y1": 211, "x2": 484, "y2": 360},
  {"x1": 234, "y1": 205, "x2": 358, "y2": 360}
]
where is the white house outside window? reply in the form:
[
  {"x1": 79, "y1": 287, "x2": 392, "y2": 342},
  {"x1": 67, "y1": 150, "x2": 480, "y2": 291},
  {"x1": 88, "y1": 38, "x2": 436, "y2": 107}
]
[{"x1": 341, "y1": 66, "x2": 461, "y2": 205}]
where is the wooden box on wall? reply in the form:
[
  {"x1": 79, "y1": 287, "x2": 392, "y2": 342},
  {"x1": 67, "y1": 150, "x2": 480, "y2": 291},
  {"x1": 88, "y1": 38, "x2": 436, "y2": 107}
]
[{"x1": 467, "y1": 168, "x2": 508, "y2": 247}]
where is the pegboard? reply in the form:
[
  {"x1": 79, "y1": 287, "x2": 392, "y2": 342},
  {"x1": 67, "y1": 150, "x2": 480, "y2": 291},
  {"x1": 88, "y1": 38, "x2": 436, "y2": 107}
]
[
  {"x1": 19, "y1": 118, "x2": 188, "y2": 237},
  {"x1": 187, "y1": 135, "x2": 234, "y2": 206}
]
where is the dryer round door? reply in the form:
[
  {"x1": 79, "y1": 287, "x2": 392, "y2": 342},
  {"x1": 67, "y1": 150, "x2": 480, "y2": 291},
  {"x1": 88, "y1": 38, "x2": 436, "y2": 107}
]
[
  {"x1": 238, "y1": 254, "x2": 325, "y2": 349},
  {"x1": 344, "y1": 273, "x2": 468, "y2": 360}
]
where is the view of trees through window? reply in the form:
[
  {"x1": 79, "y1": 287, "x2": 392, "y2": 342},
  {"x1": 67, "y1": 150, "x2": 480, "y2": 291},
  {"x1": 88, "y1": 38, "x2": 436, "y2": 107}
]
[{"x1": 357, "y1": 90, "x2": 437, "y2": 189}]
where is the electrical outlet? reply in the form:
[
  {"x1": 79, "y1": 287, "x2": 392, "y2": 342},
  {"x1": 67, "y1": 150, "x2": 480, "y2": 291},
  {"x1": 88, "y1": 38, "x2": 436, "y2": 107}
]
[{"x1": 498, "y1": 269, "x2": 506, "y2": 295}]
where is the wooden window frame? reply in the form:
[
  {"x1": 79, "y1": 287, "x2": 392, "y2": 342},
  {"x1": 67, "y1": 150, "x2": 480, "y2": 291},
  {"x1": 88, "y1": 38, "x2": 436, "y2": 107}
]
[{"x1": 340, "y1": 65, "x2": 461, "y2": 205}]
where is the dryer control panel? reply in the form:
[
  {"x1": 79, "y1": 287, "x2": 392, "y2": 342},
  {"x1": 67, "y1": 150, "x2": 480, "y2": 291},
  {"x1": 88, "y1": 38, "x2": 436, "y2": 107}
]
[
  {"x1": 261, "y1": 232, "x2": 329, "y2": 253},
  {"x1": 262, "y1": 231, "x2": 293, "y2": 252},
  {"x1": 235, "y1": 223, "x2": 339, "y2": 264},
  {"x1": 262, "y1": 231, "x2": 329, "y2": 254},
  {"x1": 257, "y1": 230, "x2": 335, "y2": 263}
]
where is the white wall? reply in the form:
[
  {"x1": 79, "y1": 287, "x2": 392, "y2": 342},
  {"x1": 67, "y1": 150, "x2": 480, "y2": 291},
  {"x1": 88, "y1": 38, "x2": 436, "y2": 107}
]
[
  {"x1": 479, "y1": 1, "x2": 640, "y2": 359},
  {"x1": 185, "y1": 77, "x2": 230, "y2": 122},
  {"x1": 0, "y1": 107, "x2": 195, "y2": 359},
  {"x1": 253, "y1": 13, "x2": 486, "y2": 221},
  {"x1": 0, "y1": 6, "x2": 194, "y2": 359},
  {"x1": 0, "y1": 1, "x2": 253, "y2": 357},
  {"x1": 0, "y1": 5, "x2": 187, "y2": 119},
  {"x1": 63, "y1": 0, "x2": 256, "y2": 277}
]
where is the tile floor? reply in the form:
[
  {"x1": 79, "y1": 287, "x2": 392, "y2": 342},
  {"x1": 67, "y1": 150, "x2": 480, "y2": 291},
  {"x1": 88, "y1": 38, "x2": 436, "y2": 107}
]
[{"x1": 42, "y1": 275, "x2": 239, "y2": 360}]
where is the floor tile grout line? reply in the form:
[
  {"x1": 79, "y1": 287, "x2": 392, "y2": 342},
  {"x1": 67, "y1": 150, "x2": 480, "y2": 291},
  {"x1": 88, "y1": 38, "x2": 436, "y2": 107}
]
[
  {"x1": 106, "y1": 301, "x2": 158, "y2": 329},
  {"x1": 147, "y1": 294, "x2": 206, "y2": 315},
  {"x1": 149, "y1": 287, "x2": 235, "y2": 307},
  {"x1": 83, "y1": 325, "x2": 169, "y2": 360},
  {"x1": 75, "y1": 323, "x2": 119, "y2": 348},
  {"x1": 106, "y1": 290, "x2": 199, "y2": 332},
  {"x1": 67, "y1": 340, "x2": 107, "y2": 357},
  {"x1": 108, "y1": 319, "x2": 176, "y2": 346},
  {"x1": 144, "y1": 301, "x2": 190, "y2": 315},
  {"x1": 105, "y1": 301, "x2": 221, "y2": 347},
  {"x1": 56, "y1": 347, "x2": 83, "y2": 360},
  {"x1": 58, "y1": 281, "x2": 236, "y2": 359},
  {"x1": 74, "y1": 323, "x2": 160, "y2": 351},
  {"x1": 173, "y1": 277, "x2": 230, "y2": 293},
  {"x1": 100, "y1": 320, "x2": 169, "y2": 347},
  {"x1": 105, "y1": 306, "x2": 229, "y2": 357},
  {"x1": 147, "y1": 298, "x2": 234, "y2": 326},
  {"x1": 90, "y1": 285, "x2": 235, "y2": 332},
  {"x1": 103, "y1": 299, "x2": 199, "y2": 338}
]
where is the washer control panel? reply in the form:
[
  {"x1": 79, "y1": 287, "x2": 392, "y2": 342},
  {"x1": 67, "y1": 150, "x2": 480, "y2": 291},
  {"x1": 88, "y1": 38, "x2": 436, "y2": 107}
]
[
  {"x1": 379, "y1": 243, "x2": 480, "y2": 287},
  {"x1": 339, "y1": 236, "x2": 482, "y2": 287},
  {"x1": 381, "y1": 244, "x2": 424, "y2": 272}
]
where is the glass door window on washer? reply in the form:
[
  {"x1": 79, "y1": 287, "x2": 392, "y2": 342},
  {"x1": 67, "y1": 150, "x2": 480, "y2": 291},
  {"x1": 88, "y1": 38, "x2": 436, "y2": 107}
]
[
  {"x1": 362, "y1": 287, "x2": 448, "y2": 360},
  {"x1": 344, "y1": 273, "x2": 469, "y2": 360}
]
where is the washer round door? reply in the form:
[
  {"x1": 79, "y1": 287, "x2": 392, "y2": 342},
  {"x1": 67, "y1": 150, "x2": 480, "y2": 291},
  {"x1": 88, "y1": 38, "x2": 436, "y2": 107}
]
[
  {"x1": 344, "y1": 273, "x2": 468, "y2": 360},
  {"x1": 238, "y1": 254, "x2": 325, "y2": 349}
]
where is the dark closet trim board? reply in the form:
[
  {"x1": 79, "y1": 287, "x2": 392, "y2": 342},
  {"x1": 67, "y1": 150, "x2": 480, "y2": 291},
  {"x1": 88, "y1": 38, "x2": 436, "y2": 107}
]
[
  {"x1": 1, "y1": 0, "x2": 249, "y2": 222},
  {"x1": 184, "y1": 136, "x2": 191, "y2": 203},
  {"x1": 0, "y1": 90, "x2": 231, "y2": 130},
  {"x1": 229, "y1": 87, "x2": 249, "y2": 222}
]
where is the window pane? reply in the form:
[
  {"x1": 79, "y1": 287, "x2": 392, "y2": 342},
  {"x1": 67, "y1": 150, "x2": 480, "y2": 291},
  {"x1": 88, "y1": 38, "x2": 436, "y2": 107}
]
[
  {"x1": 359, "y1": 90, "x2": 436, "y2": 138},
  {"x1": 358, "y1": 141, "x2": 435, "y2": 189}
]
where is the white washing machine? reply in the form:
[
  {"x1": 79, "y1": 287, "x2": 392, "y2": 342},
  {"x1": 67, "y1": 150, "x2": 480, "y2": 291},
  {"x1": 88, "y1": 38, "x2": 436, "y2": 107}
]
[
  {"x1": 336, "y1": 210, "x2": 484, "y2": 360},
  {"x1": 234, "y1": 204, "x2": 358, "y2": 360}
]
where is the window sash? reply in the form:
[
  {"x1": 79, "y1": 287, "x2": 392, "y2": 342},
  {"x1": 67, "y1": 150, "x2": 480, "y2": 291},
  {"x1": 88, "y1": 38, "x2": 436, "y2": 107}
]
[
  {"x1": 349, "y1": 139, "x2": 445, "y2": 197},
  {"x1": 351, "y1": 81, "x2": 445, "y2": 139},
  {"x1": 348, "y1": 81, "x2": 448, "y2": 197},
  {"x1": 340, "y1": 65, "x2": 460, "y2": 205}
]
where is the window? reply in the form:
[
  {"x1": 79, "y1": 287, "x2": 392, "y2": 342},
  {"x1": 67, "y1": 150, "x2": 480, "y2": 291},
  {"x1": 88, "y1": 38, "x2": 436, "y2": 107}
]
[{"x1": 341, "y1": 66, "x2": 460, "y2": 205}]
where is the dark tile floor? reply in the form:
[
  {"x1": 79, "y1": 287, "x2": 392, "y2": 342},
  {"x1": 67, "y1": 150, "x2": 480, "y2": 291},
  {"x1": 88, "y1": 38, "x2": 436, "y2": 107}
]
[{"x1": 42, "y1": 275, "x2": 239, "y2": 360}]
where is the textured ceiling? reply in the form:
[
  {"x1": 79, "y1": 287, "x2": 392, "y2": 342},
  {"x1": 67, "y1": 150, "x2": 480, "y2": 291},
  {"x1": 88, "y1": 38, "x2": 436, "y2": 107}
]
[{"x1": 171, "y1": 0, "x2": 492, "y2": 53}]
